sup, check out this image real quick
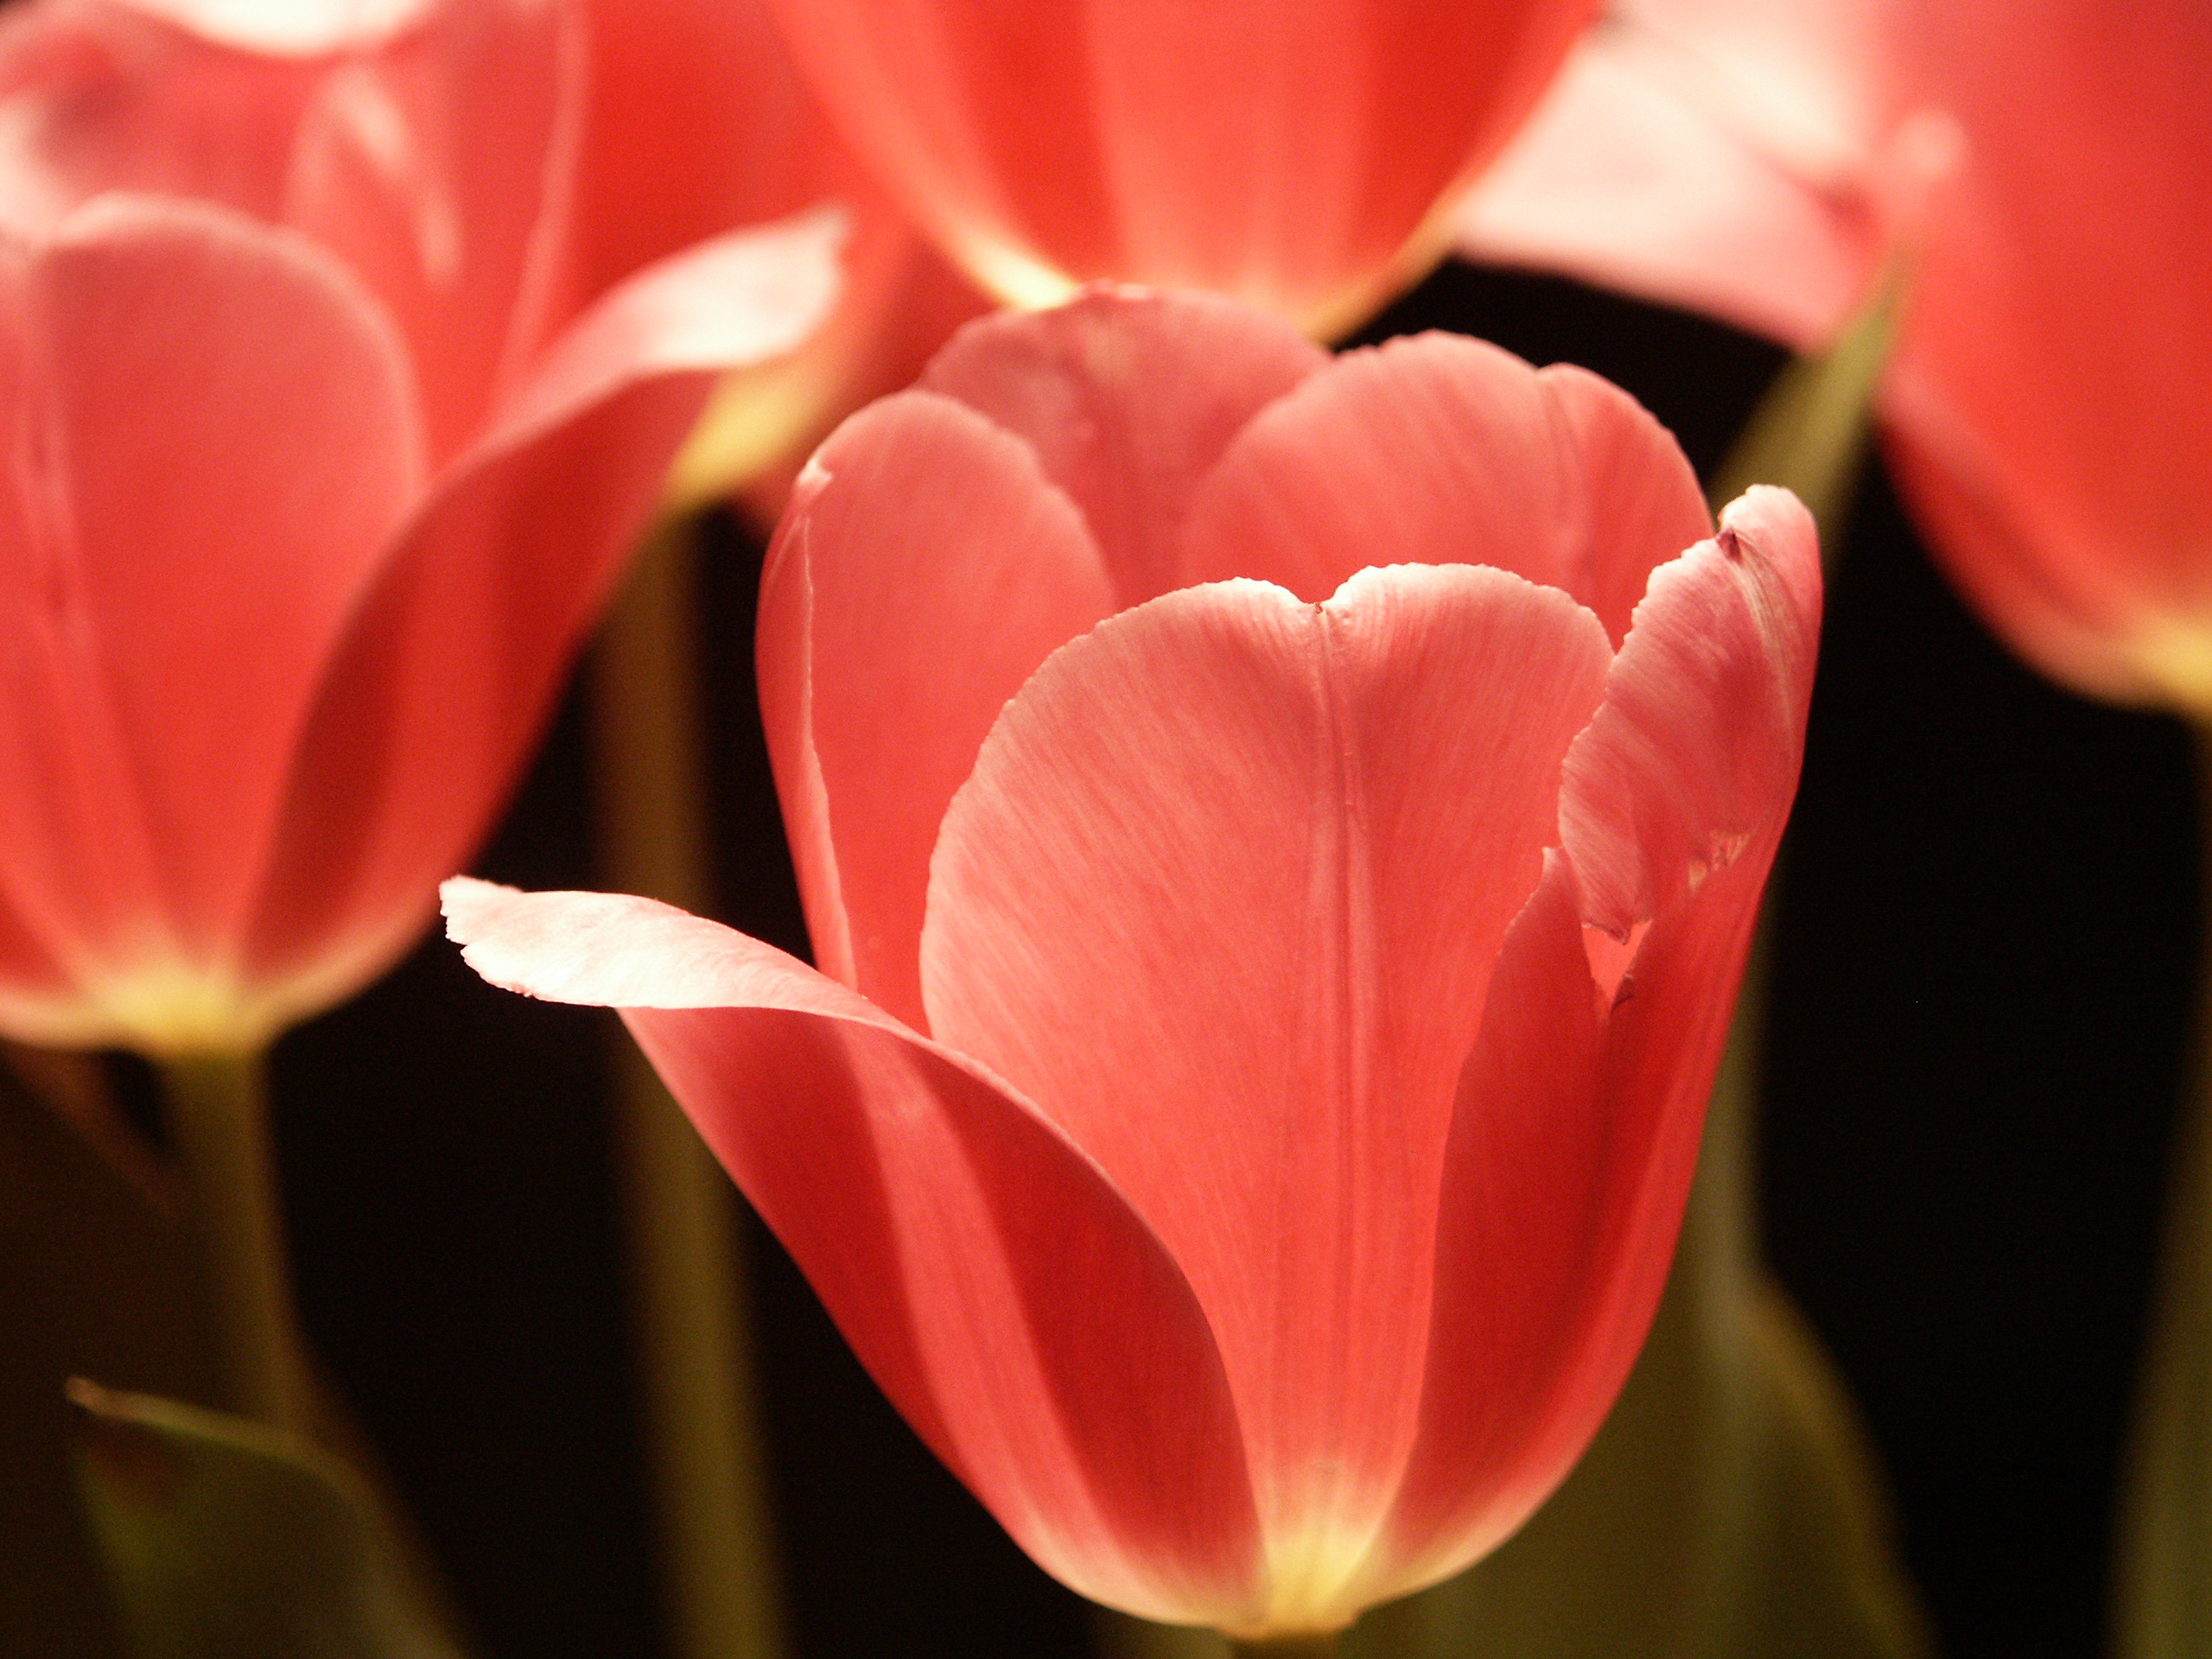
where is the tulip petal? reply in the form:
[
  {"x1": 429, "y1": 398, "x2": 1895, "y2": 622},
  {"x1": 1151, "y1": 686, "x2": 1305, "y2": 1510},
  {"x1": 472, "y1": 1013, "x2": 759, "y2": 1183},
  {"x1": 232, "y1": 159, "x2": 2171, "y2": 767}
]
[
  {"x1": 1175, "y1": 333, "x2": 1708, "y2": 641},
  {"x1": 0, "y1": 195, "x2": 416, "y2": 1004},
  {"x1": 1388, "y1": 841, "x2": 1770, "y2": 1592},
  {"x1": 282, "y1": 0, "x2": 574, "y2": 461},
  {"x1": 0, "y1": 2, "x2": 325, "y2": 234},
  {"x1": 920, "y1": 568, "x2": 1612, "y2": 1608},
  {"x1": 768, "y1": 0, "x2": 1596, "y2": 333},
  {"x1": 918, "y1": 292, "x2": 1325, "y2": 602},
  {"x1": 441, "y1": 878, "x2": 1263, "y2": 1626},
  {"x1": 1456, "y1": 23, "x2": 1882, "y2": 350},
  {"x1": 237, "y1": 216, "x2": 840, "y2": 1020},
  {"x1": 1559, "y1": 486, "x2": 1821, "y2": 945},
  {"x1": 758, "y1": 390, "x2": 1115, "y2": 1024},
  {"x1": 108, "y1": 0, "x2": 434, "y2": 56}
]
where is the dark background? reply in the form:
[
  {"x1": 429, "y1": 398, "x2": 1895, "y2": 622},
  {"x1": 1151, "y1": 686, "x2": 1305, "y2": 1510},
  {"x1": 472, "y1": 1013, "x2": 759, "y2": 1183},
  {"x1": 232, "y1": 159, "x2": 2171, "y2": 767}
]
[{"x1": 5, "y1": 261, "x2": 2195, "y2": 1658}]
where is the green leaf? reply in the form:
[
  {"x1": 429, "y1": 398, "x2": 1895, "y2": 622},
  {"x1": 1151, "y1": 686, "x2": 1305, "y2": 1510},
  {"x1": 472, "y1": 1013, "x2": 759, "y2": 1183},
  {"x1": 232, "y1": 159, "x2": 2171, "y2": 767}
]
[{"x1": 69, "y1": 1381, "x2": 471, "y2": 1659}]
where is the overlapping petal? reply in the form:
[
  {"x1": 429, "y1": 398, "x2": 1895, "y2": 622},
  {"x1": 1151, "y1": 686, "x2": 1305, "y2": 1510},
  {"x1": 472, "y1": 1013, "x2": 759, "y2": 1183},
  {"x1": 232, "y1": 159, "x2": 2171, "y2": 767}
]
[
  {"x1": 0, "y1": 0, "x2": 845, "y2": 1052},
  {"x1": 455, "y1": 292, "x2": 1820, "y2": 1634}
]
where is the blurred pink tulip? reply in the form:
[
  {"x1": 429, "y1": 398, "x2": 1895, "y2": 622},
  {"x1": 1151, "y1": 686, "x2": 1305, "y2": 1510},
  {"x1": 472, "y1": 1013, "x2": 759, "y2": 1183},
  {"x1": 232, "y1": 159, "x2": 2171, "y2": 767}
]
[
  {"x1": 575, "y1": 0, "x2": 988, "y2": 509},
  {"x1": 1460, "y1": 0, "x2": 2212, "y2": 715},
  {"x1": 761, "y1": 0, "x2": 1602, "y2": 337},
  {"x1": 0, "y1": 0, "x2": 841, "y2": 1053},
  {"x1": 446, "y1": 292, "x2": 1821, "y2": 1635}
]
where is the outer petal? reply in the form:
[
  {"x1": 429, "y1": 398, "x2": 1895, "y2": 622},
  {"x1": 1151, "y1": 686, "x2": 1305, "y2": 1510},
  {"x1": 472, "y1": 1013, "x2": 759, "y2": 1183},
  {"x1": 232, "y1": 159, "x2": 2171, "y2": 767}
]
[
  {"x1": 233, "y1": 214, "x2": 839, "y2": 1028},
  {"x1": 919, "y1": 569, "x2": 1613, "y2": 1626},
  {"x1": 1380, "y1": 490, "x2": 1819, "y2": 1596},
  {"x1": 757, "y1": 390, "x2": 1115, "y2": 1024},
  {"x1": 281, "y1": 0, "x2": 577, "y2": 462},
  {"x1": 918, "y1": 292, "x2": 1325, "y2": 602},
  {"x1": 441, "y1": 879, "x2": 1263, "y2": 1627},
  {"x1": 0, "y1": 196, "x2": 416, "y2": 1046},
  {"x1": 1455, "y1": 15, "x2": 1885, "y2": 349},
  {"x1": 1175, "y1": 333, "x2": 1708, "y2": 642},
  {"x1": 766, "y1": 0, "x2": 1598, "y2": 334}
]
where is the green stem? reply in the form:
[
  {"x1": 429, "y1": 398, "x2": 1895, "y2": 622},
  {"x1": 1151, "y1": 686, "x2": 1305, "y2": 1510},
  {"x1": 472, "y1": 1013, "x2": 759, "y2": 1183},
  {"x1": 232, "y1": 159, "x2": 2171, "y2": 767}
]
[
  {"x1": 588, "y1": 512, "x2": 785, "y2": 1659},
  {"x1": 157, "y1": 1048, "x2": 312, "y2": 1435},
  {"x1": 2113, "y1": 728, "x2": 2212, "y2": 1658}
]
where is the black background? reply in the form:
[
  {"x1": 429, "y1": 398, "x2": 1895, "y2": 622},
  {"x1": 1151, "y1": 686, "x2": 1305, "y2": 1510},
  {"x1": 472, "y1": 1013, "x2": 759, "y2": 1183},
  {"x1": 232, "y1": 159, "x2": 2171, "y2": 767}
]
[{"x1": 9, "y1": 257, "x2": 2196, "y2": 1659}]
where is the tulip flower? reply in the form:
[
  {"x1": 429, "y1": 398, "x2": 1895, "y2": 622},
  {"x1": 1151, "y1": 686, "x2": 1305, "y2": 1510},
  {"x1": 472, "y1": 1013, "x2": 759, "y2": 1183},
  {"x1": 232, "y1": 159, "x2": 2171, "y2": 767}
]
[
  {"x1": 1459, "y1": 0, "x2": 2212, "y2": 716},
  {"x1": 446, "y1": 291, "x2": 1821, "y2": 1637},
  {"x1": 760, "y1": 0, "x2": 1601, "y2": 338},
  {"x1": 0, "y1": 0, "x2": 842, "y2": 1057}
]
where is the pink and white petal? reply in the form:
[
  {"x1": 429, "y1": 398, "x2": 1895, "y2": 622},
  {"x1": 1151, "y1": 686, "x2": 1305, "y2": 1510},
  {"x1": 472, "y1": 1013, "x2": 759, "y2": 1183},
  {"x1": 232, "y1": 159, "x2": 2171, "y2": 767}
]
[
  {"x1": 919, "y1": 569, "x2": 1612, "y2": 1577},
  {"x1": 282, "y1": 0, "x2": 576, "y2": 462},
  {"x1": 918, "y1": 292, "x2": 1325, "y2": 603},
  {"x1": 108, "y1": 0, "x2": 432, "y2": 55},
  {"x1": 1384, "y1": 842, "x2": 1765, "y2": 1594},
  {"x1": 1174, "y1": 334, "x2": 1704, "y2": 632},
  {"x1": 758, "y1": 391, "x2": 1114, "y2": 1025},
  {"x1": 3, "y1": 195, "x2": 416, "y2": 976},
  {"x1": 1456, "y1": 25, "x2": 1882, "y2": 351},
  {"x1": 442, "y1": 879, "x2": 1264, "y2": 1627},
  {"x1": 1560, "y1": 486, "x2": 1821, "y2": 945}
]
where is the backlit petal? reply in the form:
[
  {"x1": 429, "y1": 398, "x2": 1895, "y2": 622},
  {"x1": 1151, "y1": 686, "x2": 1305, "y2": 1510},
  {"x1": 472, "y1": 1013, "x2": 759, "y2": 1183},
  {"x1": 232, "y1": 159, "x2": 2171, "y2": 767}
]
[
  {"x1": 918, "y1": 292, "x2": 1325, "y2": 601},
  {"x1": 766, "y1": 0, "x2": 1598, "y2": 333},
  {"x1": 1560, "y1": 486, "x2": 1821, "y2": 944},
  {"x1": 442, "y1": 878, "x2": 1264, "y2": 1626},
  {"x1": 1177, "y1": 333, "x2": 1706, "y2": 639},
  {"x1": 758, "y1": 390, "x2": 1114, "y2": 1023},
  {"x1": 238, "y1": 218, "x2": 837, "y2": 1020},
  {"x1": 920, "y1": 568, "x2": 1611, "y2": 1618},
  {"x1": 0, "y1": 195, "x2": 415, "y2": 1020}
]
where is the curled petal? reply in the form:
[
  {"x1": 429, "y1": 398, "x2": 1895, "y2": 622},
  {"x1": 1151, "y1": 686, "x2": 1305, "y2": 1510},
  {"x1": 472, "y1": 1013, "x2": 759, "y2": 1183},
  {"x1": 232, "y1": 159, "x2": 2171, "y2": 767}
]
[
  {"x1": 441, "y1": 879, "x2": 1264, "y2": 1626},
  {"x1": 1560, "y1": 486, "x2": 1821, "y2": 944}
]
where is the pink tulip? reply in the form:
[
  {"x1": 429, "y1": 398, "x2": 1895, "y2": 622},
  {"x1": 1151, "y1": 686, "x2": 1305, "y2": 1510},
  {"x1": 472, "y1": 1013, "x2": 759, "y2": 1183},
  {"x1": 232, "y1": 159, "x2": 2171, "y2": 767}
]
[
  {"x1": 760, "y1": 0, "x2": 1602, "y2": 337},
  {"x1": 0, "y1": 0, "x2": 841, "y2": 1053},
  {"x1": 445, "y1": 291, "x2": 1821, "y2": 1634},
  {"x1": 1459, "y1": 0, "x2": 2212, "y2": 715}
]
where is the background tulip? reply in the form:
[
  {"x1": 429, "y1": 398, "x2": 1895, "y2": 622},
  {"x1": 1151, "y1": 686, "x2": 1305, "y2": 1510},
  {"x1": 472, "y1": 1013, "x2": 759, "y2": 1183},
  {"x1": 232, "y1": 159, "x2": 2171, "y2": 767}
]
[
  {"x1": 446, "y1": 291, "x2": 1821, "y2": 1637},
  {"x1": 0, "y1": 0, "x2": 841, "y2": 1056},
  {"x1": 1459, "y1": 0, "x2": 2211, "y2": 716},
  {"x1": 760, "y1": 0, "x2": 1601, "y2": 338},
  {"x1": 574, "y1": 0, "x2": 987, "y2": 512}
]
